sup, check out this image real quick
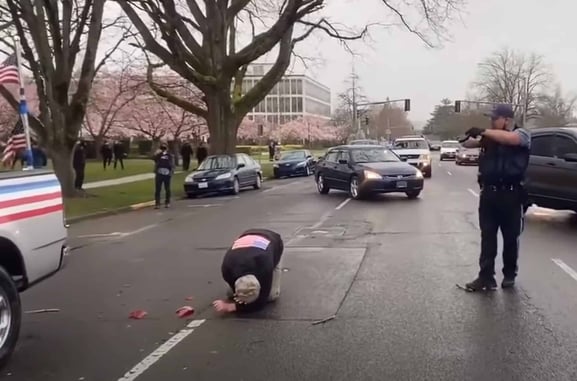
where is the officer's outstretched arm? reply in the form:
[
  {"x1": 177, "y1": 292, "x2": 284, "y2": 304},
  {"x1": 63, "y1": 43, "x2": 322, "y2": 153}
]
[
  {"x1": 482, "y1": 129, "x2": 530, "y2": 147},
  {"x1": 462, "y1": 138, "x2": 481, "y2": 148}
]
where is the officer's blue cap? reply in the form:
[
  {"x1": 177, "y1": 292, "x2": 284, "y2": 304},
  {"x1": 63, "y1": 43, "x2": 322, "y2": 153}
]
[{"x1": 484, "y1": 104, "x2": 515, "y2": 119}]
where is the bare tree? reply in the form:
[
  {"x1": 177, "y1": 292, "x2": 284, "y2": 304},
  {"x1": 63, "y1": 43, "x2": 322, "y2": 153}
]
[
  {"x1": 535, "y1": 84, "x2": 577, "y2": 127},
  {"x1": 0, "y1": 0, "x2": 128, "y2": 196},
  {"x1": 473, "y1": 48, "x2": 551, "y2": 120},
  {"x1": 116, "y1": 0, "x2": 464, "y2": 154}
]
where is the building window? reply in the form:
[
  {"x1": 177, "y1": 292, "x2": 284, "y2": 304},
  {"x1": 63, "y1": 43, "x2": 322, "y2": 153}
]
[
  {"x1": 291, "y1": 78, "x2": 303, "y2": 95},
  {"x1": 271, "y1": 83, "x2": 279, "y2": 95},
  {"x1": 271, "y1": 97, "x2": 279, "y2": 113},
  {"x1": 304, "y1": 80, "x2": 330, "y2": 103},
  {"x1": 292, "y1": 97, "x2": 303, "y2": 113},
  {"x1": 305, "y1": 98, "x2": 331, "y2": 117},
  {"x1": 280, "y1": 79, "x2": 289, "y2": 95},
  {"x1": 266, "y1": 98, "x2": 273, "y2": 113},
  {"x1": 256, "y1": 101, "x2": 265, "y2": 113}
]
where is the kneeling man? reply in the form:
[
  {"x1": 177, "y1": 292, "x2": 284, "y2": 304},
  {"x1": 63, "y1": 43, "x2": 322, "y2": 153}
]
[{"x1": 213, "y1": 229, "x2": 284, "y2": 314}]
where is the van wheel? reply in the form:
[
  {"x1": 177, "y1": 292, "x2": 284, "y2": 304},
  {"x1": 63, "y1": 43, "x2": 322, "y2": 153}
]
[{"x1": 0, "y1": 267, "x2": 21, "y2": 369}]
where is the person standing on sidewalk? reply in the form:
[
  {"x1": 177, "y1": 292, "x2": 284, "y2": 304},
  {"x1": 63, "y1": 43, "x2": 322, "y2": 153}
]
[
  {"x1": 180, "y1": 141, "x2": 193, "y2": 171},
  {"x1": 460, "y1": 104, "x2": 531, "y2": 291},
  {"x1": 196, "y1": 141, "x2": 208, "y2": 166},
  {"x1": 100, "y1": 141, "x2": 113, "y2": 170},
  {"x1": 73, "y1": 140, "x2": 87, "y2": 191},
  {"x1": 213, "y1": 229, "x2": 284, "y2": 314},
  {"x1": 153, "y1": 143, "x2": 174, "y2": 209}
]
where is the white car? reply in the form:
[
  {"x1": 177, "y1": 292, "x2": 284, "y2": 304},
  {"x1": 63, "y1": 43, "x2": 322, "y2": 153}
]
[
  {"x1": 392, "y1": 137, "x2": 432, "y2": 178},
  {"x1": 440, "y1": 140, "x2": 460, "y2": 160}
]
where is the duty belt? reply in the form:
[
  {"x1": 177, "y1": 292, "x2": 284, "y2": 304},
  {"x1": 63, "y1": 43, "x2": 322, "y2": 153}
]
[{"x1": 481, "y1": 183, "x2": 521, "y2": 191}]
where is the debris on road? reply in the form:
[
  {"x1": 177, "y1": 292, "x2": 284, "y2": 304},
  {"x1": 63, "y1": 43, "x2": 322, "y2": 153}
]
[
  {"x1": 129, "y1": 310, "x2": 148, "y2": 319},
  {"x1": 456, "y1": 284, "x2": 474, "y2": 292},
  {"x1": 312, "y1": 315, "x2": 336, "y2": 326},
  {"x1": 25, "y1": 308, "x2": 60, "y2": 314},
  {"x1": 185, "y1": 296, "x2": 194, "y2": 301},
  {"x1": 176, "y1": 306, "x2": 195, "y2": 318}
]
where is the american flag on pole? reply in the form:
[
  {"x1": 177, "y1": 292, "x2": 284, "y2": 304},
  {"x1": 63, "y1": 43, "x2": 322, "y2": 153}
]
[
  {"x1": 0, "y1": 54, "x2": 19, "y2": 85},
  {"x1": 2, "y1": 121, "x2": 26, "y2": 166}
]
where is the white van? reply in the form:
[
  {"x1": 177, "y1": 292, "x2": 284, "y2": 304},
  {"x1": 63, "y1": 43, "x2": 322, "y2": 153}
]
[{"x1": 392, "y1": 137, "x2": 432, "y2": 178}]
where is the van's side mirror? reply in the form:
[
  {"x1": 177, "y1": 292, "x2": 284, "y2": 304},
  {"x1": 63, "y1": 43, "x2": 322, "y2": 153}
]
[
  {"x1": 237, "y1": 163, "x2": 245, "y2": 169},
  {"x1": 338, "y1": 159, "x2": 348, "y2": 164},
  {"x1": 563, "y1": 153, "x2": 577, "y2": 162}
]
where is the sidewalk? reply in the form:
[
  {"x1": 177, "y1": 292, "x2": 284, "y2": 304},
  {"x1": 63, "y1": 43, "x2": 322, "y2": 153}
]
[{"x1": 84, "y1": 171, "x2": 183, "y2": 189}]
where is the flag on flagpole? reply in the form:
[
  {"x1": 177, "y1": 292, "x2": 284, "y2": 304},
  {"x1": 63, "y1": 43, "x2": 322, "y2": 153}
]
[
  {"x1": 2, "y1": 120, "x2": 26, "y2": 166},
  {"x1": 0, "y1": 54, "x2": 19, "y2": 85}
]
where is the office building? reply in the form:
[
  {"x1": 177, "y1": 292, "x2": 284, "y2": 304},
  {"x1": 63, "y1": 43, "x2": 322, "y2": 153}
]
[{"x1": 242, "y1": 63, "x2": 331, "y2": 125}]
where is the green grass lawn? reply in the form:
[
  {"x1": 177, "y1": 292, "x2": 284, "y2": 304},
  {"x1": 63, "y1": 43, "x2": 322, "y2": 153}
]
[
  {"x1": 65, "y1": 172, "x2": 186, "y2": 218},
  {"x1": 83, "y1": 159, "x2": 154, "y2": 182}
]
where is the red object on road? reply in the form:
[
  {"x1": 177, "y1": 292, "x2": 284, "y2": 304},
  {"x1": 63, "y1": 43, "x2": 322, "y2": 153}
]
[
  {"x1": 176, "y1": 306, "x2": 195, "y2": 318},
  {"x1": 129, "y1": 310, "x2": 148, "y2": 319}
]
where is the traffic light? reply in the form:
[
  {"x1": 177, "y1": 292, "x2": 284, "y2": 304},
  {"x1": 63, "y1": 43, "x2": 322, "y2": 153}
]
[
  {"x1": 365, "y1": 117, "x2": 369, "y2": 125},
  {"x1": 454, "y1": 101, "x2": 461, "y2": 113},
  {"x1": 404, "y1": 99, "x2": 411, "y2": 112}
]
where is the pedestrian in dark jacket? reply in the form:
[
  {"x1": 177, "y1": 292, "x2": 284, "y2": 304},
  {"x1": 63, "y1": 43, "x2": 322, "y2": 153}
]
[
  {"x1": 113, "y1": 141, "x2": 124, "y2": 170},
  {"x1": 213, "y1": 229, "x2": 284, "y2": 314},
  {"x1": 73, "y1": 141, "x2": 87, "y2": 190},
  {"x1": 101, "y1": 141, "x2": 113, "y2": 169},
  {"x1": 153, "y1": 143, "x2": 174, "y2": 209},
  {"x1": 180, "y1": 142, "x2": 193, "y2": 171},
  {"x1": 196, "y1": 141, "x2": 208, "y2": 166}
]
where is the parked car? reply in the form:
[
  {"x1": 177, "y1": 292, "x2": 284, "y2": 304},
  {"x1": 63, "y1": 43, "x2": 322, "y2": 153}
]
[
  {"x1": 392, "y1": 136, "x2": 432, "y2": 178},
  {"x1": 0, "y1": 170, "x2": 68, "y2": 367},
  {"x1": 525, "y1": 127, "x2": 577, "y2": 212},
  {"x1": 455, "y1": 147, "x2": 480, "y2": 165},
  {"x1": 315, "y1": 145, "x2": 424, "y2": 200},
  {"x1": 429, "y1": 141, "x2": 441, "y2": 151},
  {"x1": 183, "y1": 154, "x2": 262, "y2": 197},
  {"x1": 440, "y1": 140, "x2": 460, "y2": 160},
  {"x1": 273, "y1": 150, "x2": 315, "y2": 178}
]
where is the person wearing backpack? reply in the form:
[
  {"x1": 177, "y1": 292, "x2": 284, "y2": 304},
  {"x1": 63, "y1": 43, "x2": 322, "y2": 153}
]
[{"x1": 153, "y1": 143, "x2": 174, "y2": 209}]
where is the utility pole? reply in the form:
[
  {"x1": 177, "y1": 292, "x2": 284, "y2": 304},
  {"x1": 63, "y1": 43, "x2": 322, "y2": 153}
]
[
  {"x1": 522, "y1": 76, "x2": 529, "y2": 127},
  {"x1": 351, "y1": 57, "x2": 358, "y2": 136}
]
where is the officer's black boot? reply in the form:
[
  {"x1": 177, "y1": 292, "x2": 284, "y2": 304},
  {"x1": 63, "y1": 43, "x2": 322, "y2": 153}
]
[
  {"x1": 501, "y1": 278, "x2": 515, "y2": 288},
  {"x1": 465, "y1": 277, "x2": 498, "y2": 292}
]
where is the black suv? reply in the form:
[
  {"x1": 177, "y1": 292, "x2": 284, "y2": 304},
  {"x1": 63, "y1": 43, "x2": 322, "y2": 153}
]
[{"x1": 525, "y1": 127, "x2": 577, "y2": 212}]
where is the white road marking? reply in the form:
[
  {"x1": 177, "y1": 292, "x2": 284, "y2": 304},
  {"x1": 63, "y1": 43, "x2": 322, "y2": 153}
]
[
  {"x1": 551, "y1": 259, "x2": 577, "y2": 282},
  {"x1": 335, "y1": 198, "x2": 352, "y2": 210},
  {"x1": 187, "y1": 204, "x2": 223, "y2": 208},
  {"x1": 120, "y1": 224, "x2": 158, "y2": 237},
  {"x1": 118, "y1": 319, "x2": 205, "y2": 381},
  {"x1": 76, "y1": 224, "x2": 158, "y2": 240},
  {"x1": 76, "y1": 232, "x2": 123, "y2": 239},
  {"x1": 468, "y1": 188, "x2": 479, "y2": 198},
  {"x1": 447, "y1": 171, "x2": 452, "y2": 176}
]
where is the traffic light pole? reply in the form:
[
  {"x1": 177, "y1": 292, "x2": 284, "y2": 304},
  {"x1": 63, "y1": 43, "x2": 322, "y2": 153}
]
[
  {"x1": 454, "y1": 99, "x2": 527, "y2": 126},
  {"x1": 355, "y1": 98, "x2": 411, "y2": 140}
]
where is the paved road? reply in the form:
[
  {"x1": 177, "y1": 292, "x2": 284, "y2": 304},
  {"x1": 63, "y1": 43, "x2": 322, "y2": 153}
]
[{"x1": 5, "y1": 157, "x2": 577, "y2": 380}]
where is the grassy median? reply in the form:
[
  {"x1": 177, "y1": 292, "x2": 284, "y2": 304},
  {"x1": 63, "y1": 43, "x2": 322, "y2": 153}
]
[{"x1": 65, "y1": 163, "x2": 274, "y2": 219}]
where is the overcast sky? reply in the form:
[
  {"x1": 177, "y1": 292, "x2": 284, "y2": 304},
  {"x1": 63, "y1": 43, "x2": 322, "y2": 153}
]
[{"x1": 285, "y1": 0, "x2": 576, "y2": 127}]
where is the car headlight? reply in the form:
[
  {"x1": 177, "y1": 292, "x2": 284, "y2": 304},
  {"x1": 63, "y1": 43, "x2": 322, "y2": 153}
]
[
  {"x1": 185, "y1": 175, "x2": 195, "y2": 182},
  {"x1": 363, "y1": 170, "x2": 381, "y2": 180},
  {"x1": 420, "y1": 154, "x2": 431, "y2": 162},
  {"x1": 273, "y1": 164, "x2": 279, "y2": 168},
  {"x1": 415, "y1": 170, "x2": 423, "y2": 179},
  {"x1": 215, "y1": 172, "x2": 232, "y2": 180}
]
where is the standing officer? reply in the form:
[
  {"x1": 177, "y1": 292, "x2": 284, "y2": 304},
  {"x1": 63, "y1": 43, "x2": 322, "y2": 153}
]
[{"x1": 460, "y1": 104, "x2": 531, "y2": 291}]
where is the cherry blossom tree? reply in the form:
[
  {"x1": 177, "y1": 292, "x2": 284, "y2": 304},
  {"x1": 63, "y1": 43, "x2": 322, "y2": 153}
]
[{"x1": 84, "y1": 59, "x2": 146, "y2": 153}]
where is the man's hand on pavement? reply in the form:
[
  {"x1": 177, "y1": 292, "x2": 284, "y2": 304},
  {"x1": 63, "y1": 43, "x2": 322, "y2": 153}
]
[{"x1": 212, "y1": 300, "x2": 236, "y2": 313}]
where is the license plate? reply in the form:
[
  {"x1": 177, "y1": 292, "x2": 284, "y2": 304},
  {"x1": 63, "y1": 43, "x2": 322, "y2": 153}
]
[
  {"x1": 198, "y1": 182, "x2": 208, "y2": 189},
  {"x1": 396, "y1": 181, "x2": 407, "y2": 188}
]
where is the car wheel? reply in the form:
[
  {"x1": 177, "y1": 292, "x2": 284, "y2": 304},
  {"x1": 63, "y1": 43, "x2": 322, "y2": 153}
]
[
  {"x1": 231, "y1": 177, "x2": 240, "y2": 195},
  {"x1": 406, "y1": 190, "x2": 421, "y2": 199},
  {"x1": 316, "y1": 174, "x2": 330, "y2": 194},
  {"x1": 0, "y1": 266, "x2": 21, "y2": 369},
  {"x1": 424, "y1": 170, "x2": 432, "y2": 178},
  {"x1": 186, "y1": 192, "x2": 196, "y2": 199},
  {"x1": 349, "y1": 175, "x2": 363, "y2": 200},
  {"x1": 253, "y1": 174, "x2": 262, "y2": 189}
]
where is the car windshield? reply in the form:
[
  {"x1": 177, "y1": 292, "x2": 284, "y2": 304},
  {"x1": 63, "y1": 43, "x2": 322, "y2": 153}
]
[
  {"x1": 393, "y1": 140, "x2": 429, "y2": 149},
  {"x1": 197, "y1": 156, "x2": 236, "y2": 170},
  {"x1": 281, "y1": 151, "x2": 306, "y2": 160},
  {"x1": 442, "y1": 142, "x2": 460, "y2": 148},
  {"x1": 351, "y1": 148, "x2": 400, "y2": 163},
  {"x1": 351, "y1": 140, "x2": 379, "y2": 145}
]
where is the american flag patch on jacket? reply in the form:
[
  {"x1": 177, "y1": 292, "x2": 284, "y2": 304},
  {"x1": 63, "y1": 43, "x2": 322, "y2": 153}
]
[{"x1": 231, "y1": 235, "x2": 271, "y2": 250}]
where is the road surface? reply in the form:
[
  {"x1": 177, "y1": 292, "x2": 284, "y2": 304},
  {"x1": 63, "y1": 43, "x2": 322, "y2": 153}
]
[{"x1": 5, "y1": 155, "x2": 577, "y2": 380}]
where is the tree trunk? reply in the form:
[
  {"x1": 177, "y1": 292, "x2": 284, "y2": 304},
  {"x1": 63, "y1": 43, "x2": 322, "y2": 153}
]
[
  {"x1": 206, "y1": 92, "x2": 239, "y2": 155},
  {"x1": 50, "y1": 149, "x2": 76, "y2": 198},
  {"x1": 94, "y1": 136, "x2": 104, "y2": 159}
]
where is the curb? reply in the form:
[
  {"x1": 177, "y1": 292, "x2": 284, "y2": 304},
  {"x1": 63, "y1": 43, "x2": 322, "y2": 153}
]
[
  {"x1": 66, "y1": 200, "x2": 156, "y2": 224},
  {"x1": 66, "y1": 175, "x2": 276, "y2": 224}
]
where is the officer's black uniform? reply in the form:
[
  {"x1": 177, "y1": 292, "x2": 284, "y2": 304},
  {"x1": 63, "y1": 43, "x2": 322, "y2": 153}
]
[
  {"x1": 465, "y1": 105, "x2": 531, "y2": 291},
  {"x1": 153, "y1": 146, "x2": 174, "y2": 208}
]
